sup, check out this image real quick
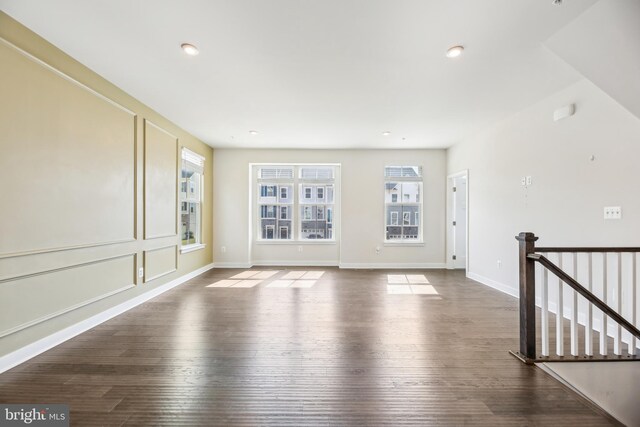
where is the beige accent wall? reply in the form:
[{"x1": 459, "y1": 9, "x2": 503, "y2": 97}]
[{"x1": 0, "y1": 12, "x2": 213, "y2": 358}]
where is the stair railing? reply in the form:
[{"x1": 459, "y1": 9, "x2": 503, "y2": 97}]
[{"x1": 512, "y1": 232, "x2": 640, "y2": 363}]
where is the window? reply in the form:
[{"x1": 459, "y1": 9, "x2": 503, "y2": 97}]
[
  {"x1": 391, "y1": 211, "x2": 398, "y2": 225},
  {"x1": 279, "y1": 226, "x2": 288, "y2": 239},
  {"x1": 299, "y1": 167, "x2": 335, "y2": 240},
  {"x1": 257, "y1": 167, "x2": 294, "y2": 240},
  {"x1": 257, "y1": 166, "x2": 294, "y2": 240},
  {"x1": 180, "y1": 148, "x2": 205, "y2": 250},
  {"x1": 265, "y1": 225, "x2": 275, "y2": 239},
  {"x1": 385, "y1": 166, "x2": 422, "y2": 242},
  {"x1": 256, "y1": 164, "x2": 336, "y2": 241},
  {"x1": 303, "y1": 206, "x2": 313, "y2": 220}
]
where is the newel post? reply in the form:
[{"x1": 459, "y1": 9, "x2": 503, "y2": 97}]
[{"x1": 516, "y1": 232, "x2": 538, "y2": 361}]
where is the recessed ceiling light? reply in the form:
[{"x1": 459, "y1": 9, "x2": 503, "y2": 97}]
[
  {"x1": 382, "y1": 131, "x2": 391, "y2": 136},
  {"x1": 181, "y1": 43, "x2": 199, "y2": 56},
  {"x1": 249, "y1": 130, "x2": 259, "y2": 135},
  {"x1": 446, "y1": 45, "x2": 464, "y2": 58}
]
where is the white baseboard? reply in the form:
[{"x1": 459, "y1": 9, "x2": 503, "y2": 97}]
[
  {"x1": 0, "y1": 263, "x2": 214, "y2": 374},
  {"x1": 466, "y1": 271, "x2": 519, "y2": 298},
  {"x1": 213, "y1": 262, "x2": 253, "y2": 269},
  {"x1": 339, "y1": 262, "x2": 446, "y2": 269},
  {"x1": 254, "y1": 260, "x2": 338, "y2": 267}
]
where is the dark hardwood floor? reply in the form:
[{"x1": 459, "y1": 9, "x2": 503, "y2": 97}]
[{"x1": 0, "y1": 268, "x2": 618, "y2": 426}]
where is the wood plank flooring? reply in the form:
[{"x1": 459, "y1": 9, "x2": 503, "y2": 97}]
[{"x1": 0, "y1": 268, "x2": 618, "y2": 425}]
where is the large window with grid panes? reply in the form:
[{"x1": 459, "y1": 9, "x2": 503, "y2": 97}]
[
  {"x1": 384, "y1": 166, "x2": 423, "y2": 242},
  {"x1": 256, "y1": 165, "x2": 336, "y2": 241}
]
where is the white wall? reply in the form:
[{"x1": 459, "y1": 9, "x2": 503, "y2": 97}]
[
  {"x1": 447, "y1": 78, "x2": 640, "y2": 294},
  {"x1": 214, "y1": 149, "x2": 446, "y2": 268},
  {"x1": 545, "y1": 0, "x2": 640, "y2": 120},
  {"x1": 543, "y1": 362, "x2": 640, "y2": 426}
]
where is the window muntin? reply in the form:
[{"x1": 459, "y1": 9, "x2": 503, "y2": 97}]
[
  {"x1": 385, "y1": 166, "x2": 422, "y2": 242},
  {"x1": 181, "y1": 148, "x2": 204, "y2": 248}
]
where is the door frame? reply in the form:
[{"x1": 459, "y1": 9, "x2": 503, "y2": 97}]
[{"x1": 446, "y1": 170, "x2": 469, "y2": 270}]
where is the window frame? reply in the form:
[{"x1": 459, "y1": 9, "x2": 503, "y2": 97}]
[
  {"x1": 384, "y1": 166, "x2": 424, "y2": 245},
  {"x1": 255, "y1": 164, "x2": 337, "y2": 243},
  {"x1": 180, "y1": 147, "x2": 206, "y2": 254}
]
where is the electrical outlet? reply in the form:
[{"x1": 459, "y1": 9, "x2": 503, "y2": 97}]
[
  {"x1": 604, "y1": 206, "x2": 622, "y2": 220},
  {"x1": 497, "y1": 260, "x2": 502, "y2": 269},
  {"x1": 221, "y1": 246, "x2": 226, "y2": 253},
  {"x1": 525, "y1": 176, "x2": 532, "y2": 186},
  {"x1": 298, "y1": 246, "x2": 303, "y2": 252},
  {"x1": 138, "y1": 267, "x2": 144, "y2": 278},
  {"x1": 375, "y1": 246, "x2": 381, "y2": 255},
  {"x1": 520, "y1": 177, "x2": 526, "y2": 186}
]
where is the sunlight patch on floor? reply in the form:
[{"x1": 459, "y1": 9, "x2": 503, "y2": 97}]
[{"x1": 386, "y1": 275, "x2": 438, "y2": 295}]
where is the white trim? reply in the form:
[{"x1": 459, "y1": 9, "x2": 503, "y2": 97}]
[
  {"x1": 0, "y1": 284, "x2": 135, "y2": 339},
  {"x1": 0, "y1": 263, "x2": 214, "y2": 374},
  {"x1": 466, "y1": 271, "x2": 518, "y2": 298},
  {"x1": 254, "y1": 260, "x2": 338, "y2": 267},
  {"x1": 0, "y1": 37, "x2": 136, "y2": 116},
  {"x1": 339, "y1": 262, "x2": 446, "y2": 269},
  {"x1": 214, "y1": 262, "x2": 253, "y2": 269},
  {"x1": 254, "y1": 240, "x2": 336, "y2": 245},
  {"x1": 446, "y1": 169, "x2": 469, "y2": 270},
  {"x1": 383, "y1": 242, "x2": 425, "y2": 247},
  {"x1": 180, "y1": 243, "x2": 206, "y2": 254}
]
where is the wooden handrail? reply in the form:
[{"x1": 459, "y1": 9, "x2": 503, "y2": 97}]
[
  {"x1": 529, "y1": 253, "x2": 640, "y2": 340},
  {"x1": 514, "y1": 232, "x2": 640, "y2": 363},
  {"x1": 536, "y1": 247, "x2": 640, "y2": 253}
]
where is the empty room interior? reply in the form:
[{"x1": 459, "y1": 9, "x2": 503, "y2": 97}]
[{"x1": 1, "y1": 0, "x2": 639, "y2": 425}]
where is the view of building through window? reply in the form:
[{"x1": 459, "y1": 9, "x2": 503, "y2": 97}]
[
  {"x1": 384, "y1": 166, "x2": 422, "y2": 241},
  {"x1": 180, "y1": 148, "x2": 205, "y2": 247},
  {"x1": 257, "y1": 165, "x2": 336, "y2": 241}
]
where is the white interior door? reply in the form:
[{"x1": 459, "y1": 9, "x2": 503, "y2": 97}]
[{"x1": 452, "y1": 176, "x2": 467, "y2": 269}]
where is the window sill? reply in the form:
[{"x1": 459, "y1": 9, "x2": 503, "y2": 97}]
[
  {"x1": 255, "y1": 240, "x2": 337, "y2": 245},
  {"x1": 180, "y1": 243, "x2": 206, "y2": 254},
  {"x1": 383, "y1": 241, "x2": 425, "y2": 247}
]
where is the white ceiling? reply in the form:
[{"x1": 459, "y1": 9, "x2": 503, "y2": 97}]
[{"x1": 0, "y1": 0, "x2": 600, "y2": 149}]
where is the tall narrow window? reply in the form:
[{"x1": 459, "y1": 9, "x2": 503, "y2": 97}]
[
  {"x1": 257, "y1": 167, "x2": 294, "y2": 240},
  {"x1": 181, "y1": 148, "x2": 205, "y2": 250},
  {"x1": 384, "y1": 166, "x2": 422, "y2": 242},
  {"x1": 299, "y1": 166, "x2": 335, "y2": 240}
]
